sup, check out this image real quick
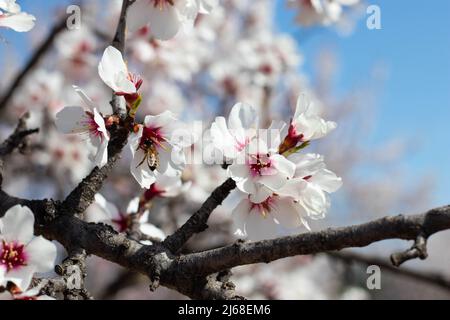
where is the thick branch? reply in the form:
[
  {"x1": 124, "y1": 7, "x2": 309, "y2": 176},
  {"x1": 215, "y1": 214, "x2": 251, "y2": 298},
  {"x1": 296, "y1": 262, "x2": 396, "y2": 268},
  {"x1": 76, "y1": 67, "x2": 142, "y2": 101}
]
[
  {"x1": 172, "y1": 206, "x2": 450, "y2": 276},
  {"x1": 163, "y1": 178, "x2": 236, "y2": 253}
]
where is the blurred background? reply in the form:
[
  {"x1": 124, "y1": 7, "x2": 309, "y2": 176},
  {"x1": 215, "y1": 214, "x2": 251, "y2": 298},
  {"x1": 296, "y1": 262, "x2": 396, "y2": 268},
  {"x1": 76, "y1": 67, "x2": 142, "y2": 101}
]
[{"x1": 0, "y1": 0, "x2": 449, "y2": 299}]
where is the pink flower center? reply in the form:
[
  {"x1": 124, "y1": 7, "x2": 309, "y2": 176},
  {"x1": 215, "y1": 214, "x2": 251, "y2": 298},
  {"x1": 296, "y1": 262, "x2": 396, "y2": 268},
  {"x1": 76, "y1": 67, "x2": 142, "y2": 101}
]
[
  {"x1": 140, "y1": 126, "x2": 167, "y2": 150},
  {"x1": 112, "y1": 213, "x2": 131, "y2": 233},
  {"x1": 249, "y1": 154, "x2": 273, "y2": 177},
  {"x1": 1, "y1": 241, "x2": 27, "y2": 272},
  {"x1": 143, "y1": 183, "x2": 164, "y2": 202},
  {"x1": 116, "y1": 73, "x2": 143, "y2": 104},
  {"x1": 152, "y1": 0, "x2": 174, "y2": 9},
  {"x1": 251, "y1": 197, "x2": 274, "y2": 217},
  {"x1": 278, "y1": 121, "x2": 304, "y2": 154},
  {"x1": 235, "y1": 137, "x2": 249, "y2": 152},
  {"x1": 82, "y1": 111, "x2": 103, "y2": 139}
]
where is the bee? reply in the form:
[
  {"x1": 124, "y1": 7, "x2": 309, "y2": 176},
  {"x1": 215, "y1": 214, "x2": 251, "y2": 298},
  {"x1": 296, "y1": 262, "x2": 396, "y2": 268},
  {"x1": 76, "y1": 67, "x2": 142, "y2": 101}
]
[{"x1": 137, "y1": 139, "x2": 159, "y2": 171}]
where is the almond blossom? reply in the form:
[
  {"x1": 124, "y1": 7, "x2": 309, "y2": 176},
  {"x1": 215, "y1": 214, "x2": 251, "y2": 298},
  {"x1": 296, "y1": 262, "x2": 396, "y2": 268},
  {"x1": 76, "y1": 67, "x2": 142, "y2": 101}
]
[
  {"x1": 85, "y1": 194, "x2": 165, "y2": 241},
  {"x1": 0, "y1": 205, "x2": 57, "y2": 291},
  {"x1": 0, "y1": 282, "x2": 54, "y2": 300},
  {"x1": 288, "y1": 0, "x2": 360, "y2": 27},
  {"x1": 232, "y1": 193, "x2": 307, "y2": 241},
  {"x1": 228, "y1": 137, "x2": 296, "y2": 203},
  {"x1": 98, "y1": 46, "x2": 143, "y2": 106},
  {"x1": 141, "y1": 172, "x2": 190, "y2": 203},
  {"x1": 210, "y1": 102, "x2": 259, "y2": 160},
  {"x1": 280, "y1": 153, "x2": 343, "y2": 220},
  {"x1": 279, "y1": 94, "x2": 337, "y2": 155},
  {"x1": 55, "y1": 86, "x2": 110, "y2": 168},
  {"x1": 127, "y1": 0, "x2": 216, "y2": 40},
  {"x1": 0, "y1": 0, "x2": 35, "y2": 32},
  {"x1": 129, "y1": 111, "x2": 191, "y2": 189}
]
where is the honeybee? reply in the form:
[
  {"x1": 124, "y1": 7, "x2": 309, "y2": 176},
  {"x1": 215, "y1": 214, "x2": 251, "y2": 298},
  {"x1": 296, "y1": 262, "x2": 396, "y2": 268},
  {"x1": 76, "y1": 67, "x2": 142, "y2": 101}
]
[{"x1": 137, "y1": 139, "x2": 159, "y2": 171}]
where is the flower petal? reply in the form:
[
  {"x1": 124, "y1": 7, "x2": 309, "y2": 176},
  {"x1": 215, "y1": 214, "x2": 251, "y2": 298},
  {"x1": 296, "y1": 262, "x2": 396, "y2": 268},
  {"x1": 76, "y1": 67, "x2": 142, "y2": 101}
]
[{"x1": 0, "y1": 205, "x2": 34, "y2": 244}]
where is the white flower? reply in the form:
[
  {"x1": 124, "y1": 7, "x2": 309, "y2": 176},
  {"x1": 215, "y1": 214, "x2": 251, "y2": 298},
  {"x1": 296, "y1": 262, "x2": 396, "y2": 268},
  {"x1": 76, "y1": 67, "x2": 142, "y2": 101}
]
[
  {"x1": 210, "y1": 102, "x2": 258, "y2": 160},
  {"x1": 98, "y1": 46, "x2": 142, "y2": 101},
  {"x1": 85, "y1": 194, "x2": 165, "y2": 241},
  {"x1": 281, "y1": 153, "x2": 342, "y2": 220},
  {"x1": 0, "y1": 282, "x2": 55, "y2": 300},
  {"x1": 129, "y1": 111, "x2": 191, "y2": 189},
  {"x1": 288, "y1": 0, "x2": 359, "y2": 26},
  {"x1": 127, "y1": 0, "x2": 210, "y2": 40},
  {"x1": 279, "y1": 94, "x2": 336, "y2": 154},
  {"x1": 228, "y1": 138, "x2": 296, "y2": 203},
  {"x1": 55, "y1": 86, "x2": 110, "y2": 168},
  {"x1": 232, "y1": 195, "x2": 304, "y2": 241},
  {"x1": 0, "y1": 205, "x2": 57, "y2": 291},
  {"x1": 0, "y1": 0, "x2": 35, "y2": 32},
  {"x1": 142, "y1": 172, "x2": 190, "y2": 202}
]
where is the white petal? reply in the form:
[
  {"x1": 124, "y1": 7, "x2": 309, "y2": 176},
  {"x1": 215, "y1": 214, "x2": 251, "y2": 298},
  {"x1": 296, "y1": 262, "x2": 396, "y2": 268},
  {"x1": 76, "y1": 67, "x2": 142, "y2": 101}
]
[
  {"x1": 272, "y1": 154, "x2": 296, "y2": 178},
  {"x1": 25, "y1": 236, "x2": 57, "y2": 273},
  {"x1": 231, "y1": 199, "x2": 251, "y2": 237},
  {"x1": 98, "y1": 46, "x2": 135, "y2": 93},
  {"x1": 249, "y1": 185, "x2": 273, "y2": 203},
  {"x1": 0, "y1": 205, "x2": 34, "y2": 244},
  {"x1": 0, "y1": 12, "x2": 35, "y2": 32},
  {"x1": 245, "y1": 210, "x2": 279, "y2": 241},
  {"x1": 126, "y1": 197, "x2": 140, "y2": 214},
  {"x1": 272, "y1": 197, "x2": 303, "y2": 228},
  {"x1": 139, "y1": 223, "x2": 166, "y2": 240},
  {"x1": 55, "y1": 106, "x2": 86, "y2": 134},
  {"x1": 148, "y1": 4, "x2": 182, "y2": 40},
  {"x1": 73, "y1": 86, "x2": 98, "y2": 111},
  {"x1": 227, "y1": 163, "x2": 249, "y2": 180},
  {"x1": 3, "y1": 265, "x2": 35, "y2": 291},
  {"x1": 310, "y1": 169, "x2": 343, "y2": 193},
  {"x1": 228, "y1": 102, "x2": 258, "y2": 131},
  {"x1": 127, "y1": 0, "x2": 153, "y2": 33}
]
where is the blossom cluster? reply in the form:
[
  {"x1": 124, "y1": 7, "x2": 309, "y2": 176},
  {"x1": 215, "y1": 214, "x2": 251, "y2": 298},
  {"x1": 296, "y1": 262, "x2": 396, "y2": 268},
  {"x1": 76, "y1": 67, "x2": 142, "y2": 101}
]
[
  {"x1": 0, "y1": 206, "x2": 57, "y2": 300},
  {"x1": 0, "y1": 0, "x2": 35, "y2": 32},
  {"x1": 211, "y1": 97, "x2": 342, "y2": 240}
]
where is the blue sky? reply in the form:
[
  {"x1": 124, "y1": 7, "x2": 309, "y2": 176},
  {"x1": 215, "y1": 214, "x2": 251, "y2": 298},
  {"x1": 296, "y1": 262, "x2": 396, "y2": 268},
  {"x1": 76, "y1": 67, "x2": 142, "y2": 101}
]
[
  {"x1": 1, "y1": 0, "x2": 449, "y2": 206},
  {"x1": 275, "y1": 0, "x2": 450, "y2": 206}
]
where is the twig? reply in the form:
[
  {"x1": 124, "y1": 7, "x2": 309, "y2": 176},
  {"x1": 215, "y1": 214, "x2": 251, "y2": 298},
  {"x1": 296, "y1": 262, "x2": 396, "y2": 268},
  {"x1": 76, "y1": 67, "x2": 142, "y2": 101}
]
[
  {"x1": 0, "y1": 113, "x2": 39, "y2": 185},
  {"x1": 110, "y1": 0, "x2": 135, "y2": 119},
  {"x1": 163, "y1": 178, "x2": 236, "y2": 253},
  {"x1": 391, "y1": 234, "x2": 428, "y2": 266},
  {"x1": 328, "y1": 251, "x2": 450, "y2": 292},
  {"x1": 171, "y1": 206, "x2": 450, "y2": 276}
]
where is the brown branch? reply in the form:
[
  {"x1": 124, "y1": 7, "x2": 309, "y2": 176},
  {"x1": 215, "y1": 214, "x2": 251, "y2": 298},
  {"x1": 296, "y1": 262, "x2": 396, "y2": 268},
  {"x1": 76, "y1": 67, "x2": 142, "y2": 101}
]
[
  {"x1": 0, "y1": 185, "x2": 449, "y2": 299},
  {"x1": 391, "y1": 234, "x2": 428, "y2": 266},
  {"x1": 54, "y1": 248, "x2": 92, "y2": 300},
  {"x1": 163, "y1": 178, "x2": 236, "y2": 253},
  {"x1": 61, "y1": 0, "x2": 136, "y2": 216},
  {"x1": 0, "y1": 113, "x2": 39, "y2": 185},
  {"x1": 172, "y1": 206, "x2": 450, "y2": 276},
  {"x1": 110, "y1": 0, "x2": 135, "y2": 119},
  {"x1": 328, "y1": 251, "x2": 450, "y2": 292},
  {"x1": 0, "y1": 19, "x2": 67, "y2": 112}
]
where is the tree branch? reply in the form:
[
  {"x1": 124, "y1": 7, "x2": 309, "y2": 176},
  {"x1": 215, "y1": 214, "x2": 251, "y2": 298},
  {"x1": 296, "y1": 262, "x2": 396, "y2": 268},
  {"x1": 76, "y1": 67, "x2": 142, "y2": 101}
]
[
  {"x1": 0, "y1": 113, "x2": 39, "y2": 185},
  {"x1": 172, "y1": 206, "x2": 450, "y2": 276},
  {"x1": 163, "y1": 178, "x2": 236, "y2": 253},
  {"x1": 110, "y1": 0, "x2": 135, "y2": 119}
]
